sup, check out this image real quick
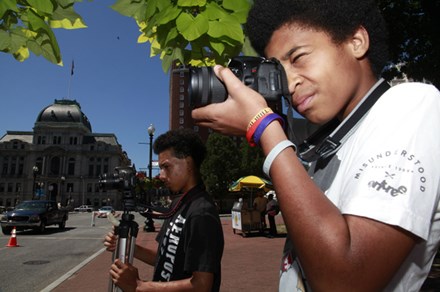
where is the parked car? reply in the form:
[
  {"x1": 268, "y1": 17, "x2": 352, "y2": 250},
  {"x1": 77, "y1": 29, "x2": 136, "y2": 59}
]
[
  {"x1": 74, "y1": 205, "x2": 94, "y2": 212},
  {"x1": 97, "y1": 206, "x2": 115, "y2": 218},
  {"x1": 1, "y1": 200, "x2": 69, "y2": 234}
]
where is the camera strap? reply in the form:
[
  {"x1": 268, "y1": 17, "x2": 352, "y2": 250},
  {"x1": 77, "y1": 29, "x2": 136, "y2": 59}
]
[
  {"x1": 141, "y1": 184, "x2": 206, "y2": 220},
  {"x1": 286, "y1": 79, "x2": 390, "y2": 163}
]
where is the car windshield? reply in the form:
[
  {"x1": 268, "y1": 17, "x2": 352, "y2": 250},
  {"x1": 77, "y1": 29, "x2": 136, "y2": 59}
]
[
  {"x1": 100, "y1": 207, "x2": 112, "y2": 211},
  {"x1": 15, "y1": 201, "x2": 47, "y2": 210}
]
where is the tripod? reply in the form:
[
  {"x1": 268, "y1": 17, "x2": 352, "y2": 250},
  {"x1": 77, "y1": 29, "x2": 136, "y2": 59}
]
[{"x1": 108, "y1": 212, "x2": 139, "y2": 292}]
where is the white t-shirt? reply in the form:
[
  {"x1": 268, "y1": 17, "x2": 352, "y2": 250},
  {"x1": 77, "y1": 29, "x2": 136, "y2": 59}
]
[{"x1": 279, "y1": 82, "x2": 440, "y2": 291}]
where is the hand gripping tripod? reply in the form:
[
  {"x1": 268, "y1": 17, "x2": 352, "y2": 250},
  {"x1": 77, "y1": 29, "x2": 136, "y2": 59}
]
[{"x1": 108, "y1": 212, "x2": 139, "y2": 292}]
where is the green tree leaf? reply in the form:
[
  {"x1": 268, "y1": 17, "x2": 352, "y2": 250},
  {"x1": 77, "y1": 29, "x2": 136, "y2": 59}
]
[
  {"x1": 177, "y1": 0, "x2": 206, "y2": 7},
  {"x1": 176, "y1": 11, "x2": 208, "y2": 41},
  {"x1": 50, "y1": 5, "x2": 87, "y2": 29},
  {"x1": 0, "y1": 0, "x2": 18, "y2": 19},
  {"x1": 26, "y1": 0, "x2": 54, "y2": 15},
  {"x1": 208, "y1": 16, "x2": 244, "y2": 42}
]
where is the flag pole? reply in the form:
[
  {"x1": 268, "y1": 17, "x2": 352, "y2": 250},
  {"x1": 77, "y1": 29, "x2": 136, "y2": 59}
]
[{"x1": 67, "y1": 60, "x2": 74, "y2": 99}]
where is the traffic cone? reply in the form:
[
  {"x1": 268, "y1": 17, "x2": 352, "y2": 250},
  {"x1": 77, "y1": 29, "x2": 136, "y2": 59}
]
[{"x1": 6, "y1": 227, "x2": 19, "y2": 247}]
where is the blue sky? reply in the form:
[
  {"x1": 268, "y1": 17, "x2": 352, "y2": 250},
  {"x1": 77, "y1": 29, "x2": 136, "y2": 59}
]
[{"x1": 0, "y1": 0, "x2": 171, "y2": 175}]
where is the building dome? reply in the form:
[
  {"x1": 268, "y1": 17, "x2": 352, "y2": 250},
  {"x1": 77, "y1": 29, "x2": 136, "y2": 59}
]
[{"x1": 35, "y1": 99, "x2": 92, "y2": 132}]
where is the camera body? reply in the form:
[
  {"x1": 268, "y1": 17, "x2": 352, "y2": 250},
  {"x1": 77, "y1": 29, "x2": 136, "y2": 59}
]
[
  {"x1": 99, "y1": 166, "x2": 137, "y2": 211},
  {"x1": 186, "y1": 56, "x2": 289, "y2": 108}
]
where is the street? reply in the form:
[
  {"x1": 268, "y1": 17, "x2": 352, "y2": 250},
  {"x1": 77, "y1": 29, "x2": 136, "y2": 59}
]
[{"x1": 0, "y1": 211, "x2": 144, "y2": 292}]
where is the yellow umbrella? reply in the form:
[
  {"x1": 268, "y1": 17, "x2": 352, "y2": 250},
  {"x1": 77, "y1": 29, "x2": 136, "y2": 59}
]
[{"x1": 229, "y1": 175, "x2": 273, "y2": 192}]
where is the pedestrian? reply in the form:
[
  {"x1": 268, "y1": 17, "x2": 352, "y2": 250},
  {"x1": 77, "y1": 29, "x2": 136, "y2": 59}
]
[
  {"x1": 104, "y1": 128, "x2": 224, "y2": 291},
  {"x1": 253, "y1": 189, "x2": 268, "y2": 231},
  {"x1": 191, "y1": 0, "x2": 440, "y2": 290},
  {"x1": 265, "y1": 193, "x2": 279, "y2": 238}
]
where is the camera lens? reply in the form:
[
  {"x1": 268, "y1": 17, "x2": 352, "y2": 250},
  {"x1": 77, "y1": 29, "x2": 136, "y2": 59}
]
[{"x1": 189, "y1": 67, "x2": 227, "y2": 108}]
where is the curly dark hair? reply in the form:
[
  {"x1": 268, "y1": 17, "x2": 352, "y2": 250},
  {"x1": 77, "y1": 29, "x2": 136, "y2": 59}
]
[
  {"x1": 153, "y1": 128, "x2": 206, "y2": 169},
  {"x1": 245, "y1": 0, "x2": 389, "y2": 77}
]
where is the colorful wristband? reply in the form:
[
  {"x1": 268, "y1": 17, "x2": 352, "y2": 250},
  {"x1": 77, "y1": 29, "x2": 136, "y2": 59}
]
[
  {"x1": 247, "y1": 107, "x2": 273, "y2": 131},
  {"x1": 252, "y1": 113, "x2": 284, "y2": 146},
  {"x1": 263, "y1": 140, "x2": 296, "y2": 178},
  {"x1": 246, "y1": 114, "x2": 265, "y2": 146}
]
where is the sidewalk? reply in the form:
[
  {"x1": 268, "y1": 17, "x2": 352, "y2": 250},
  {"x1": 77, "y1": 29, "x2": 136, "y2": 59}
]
[{"x1": 49, "y1": 215, "x2": 286, "y2": 291}]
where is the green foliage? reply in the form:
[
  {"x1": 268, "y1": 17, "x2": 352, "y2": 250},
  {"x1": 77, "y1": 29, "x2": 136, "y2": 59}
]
[
  {"x1": 0, "y1": 0, "x2": 86, "y2": 65},
  {"x1": 201, "y1": 133, "x2": 241, "y2": 198},
  {"x1": 238, "y1": 139, "x2": 265, "y2": 178},
  {"x1": 111, "y1": 0, "x2": 255, "y2": 72},
  {"x1": 378, "y1": 0, "x2": 440, "y2": 88}
]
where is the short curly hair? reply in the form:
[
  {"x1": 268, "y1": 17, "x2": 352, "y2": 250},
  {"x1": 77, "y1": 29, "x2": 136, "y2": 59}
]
[
  {"x1": 245, "y1": 0, "x2": 389, "y2": 77},
  {"x1": 153, "y1": 128, "x2": 206, "y2": 169}
]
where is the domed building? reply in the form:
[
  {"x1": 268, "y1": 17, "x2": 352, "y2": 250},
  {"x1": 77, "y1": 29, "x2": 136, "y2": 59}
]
[{"x1": 0, "y1": 99, "x2": 131, "y2": 210}]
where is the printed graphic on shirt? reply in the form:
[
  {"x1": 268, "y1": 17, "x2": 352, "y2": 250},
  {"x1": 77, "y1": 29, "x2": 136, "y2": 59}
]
[
  {"x1": 279, "y1": 251, "x2": 307, "y2": 292},
  {"x1": 158, "y1": 214, "x2": 186, "y2": 281},
  {"x1": 354, "y1": 149, "x2": 427, "y2": 196}
]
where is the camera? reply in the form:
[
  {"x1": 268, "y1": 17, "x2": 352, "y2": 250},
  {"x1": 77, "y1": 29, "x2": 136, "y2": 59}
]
[
  {"x1": 99, "y1": 166, "x2": 137, "y2": 211},
  {"x1": 183, "y1": 56, "x2": 290, "y2": 108},
  {"x1": 99, "y1": 166, "x2": 170, "y2": 213}
]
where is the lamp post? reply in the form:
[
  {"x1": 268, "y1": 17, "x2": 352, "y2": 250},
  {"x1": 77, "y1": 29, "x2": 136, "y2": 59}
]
[
  {"x1": 147, "y1": 124, "x2": 155, "y2": 180},
  {"x1": 145, "y1": 124, "x2": 156, "y2": 232},
  {"x1": 48, "y1": 184, "x2": 54, "y2": 201},
  {"x1": 32, "y1": 166, "x2": 38, "y2": 200},
  {"x1": 60, "y1": 176, "x2": 65, "y2": 206}
]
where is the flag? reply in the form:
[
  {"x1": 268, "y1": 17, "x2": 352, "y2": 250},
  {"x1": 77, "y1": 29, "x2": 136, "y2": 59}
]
[{"x1": 71, "y1": 60, "x2": 75, "y2": 76}]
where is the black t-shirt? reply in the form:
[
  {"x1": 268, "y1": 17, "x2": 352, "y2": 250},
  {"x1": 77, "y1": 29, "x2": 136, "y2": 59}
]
[{"x1": 153, "y1": 184, "x2": 224, "y2": 292}]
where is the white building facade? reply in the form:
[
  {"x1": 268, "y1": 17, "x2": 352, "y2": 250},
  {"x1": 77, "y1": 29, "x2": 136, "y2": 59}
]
[{"x1": 0, "y1": 99, "x2": 131, "y2": 210}]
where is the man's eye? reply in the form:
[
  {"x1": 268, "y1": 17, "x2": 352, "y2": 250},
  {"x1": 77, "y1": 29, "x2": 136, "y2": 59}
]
[{"x1": 292, "y1": 53, "x2": 306, "y2": 64}]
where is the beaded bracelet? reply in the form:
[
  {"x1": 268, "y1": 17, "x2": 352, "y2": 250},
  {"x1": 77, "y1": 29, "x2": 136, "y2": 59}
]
[
  {"x1": 263, "y1": 140, "x2": 296, "y2": 178},
  {"x1": 252, "y1": 113, "x2": 284, "y2": 146},
  {"x1": 247, "y1": 107, "x2": 273, "y2": 131}
]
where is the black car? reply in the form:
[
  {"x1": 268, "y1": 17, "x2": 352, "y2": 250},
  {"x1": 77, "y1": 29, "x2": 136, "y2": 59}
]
[{"x1": 1, "y1": 200, "x2": 69, "y2": 234}]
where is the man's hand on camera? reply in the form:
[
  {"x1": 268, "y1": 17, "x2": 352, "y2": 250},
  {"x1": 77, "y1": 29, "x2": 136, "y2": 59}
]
[{"x1": 192, "y1": 65, "x2": 269, "y2": 136}]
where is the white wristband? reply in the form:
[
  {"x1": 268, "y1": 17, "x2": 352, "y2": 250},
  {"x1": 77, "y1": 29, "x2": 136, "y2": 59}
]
[{"x1": 263, "y1": 140, "x2": 296, "y2": 178}]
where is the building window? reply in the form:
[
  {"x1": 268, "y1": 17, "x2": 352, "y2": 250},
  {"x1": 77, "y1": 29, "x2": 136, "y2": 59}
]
[
  {"x1": 37, "y1": 136, "x2": 46, "y2": 144},
  {"x1": 179, "y1": 94, "x2": 185, "y2": 101},
  {"x1": 50, "y1": 156, "x2": 61, "y2": 175},
  {"x1": 179, "y1": 118, "x2": 184, "y2": 125},
  {"x1": 0, "y1": 183, "x2": 4, "y2": 193},
  {"x1": 87, "y1": 183, "x2": 93, "y2": 193},
  {"x1": 179, "y1": 109, "x2": 184, "y2": 116},
  {"x1": 36, "y1": 157, "x2": 43, "y2": 174},
  {"x1": 18, "y1": 157, "x2": 24, "y2": 175},
  {"x1": 179, "y1": 101, "x2": 184, "y2": 109},
  {"x1": 179, "y1": 86, "x2": 185, "y2": 93},
  {"x1": 68, "y1": 158, "x2": 75, "y2": 175},
  {"x1": 2, "y1": 156, "x2": 8, "y2": 175},
  {"x1": 69, "y1": 137, "x2": 78, "y2": 145},
  {"x1": 10, "y1": 156, "x2": 16, "y2": 175},
  {"x1": 67, "y1": 183, "x2": 74, "y2": 193},
  {"x1": 53, "y1": 136, "x2": 61, "y2": 144}
]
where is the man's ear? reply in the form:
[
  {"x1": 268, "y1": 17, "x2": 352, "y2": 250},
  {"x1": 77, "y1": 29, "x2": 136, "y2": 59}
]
[
  {"x1": 185, "y1": 157, "x2": 194, "y2": 172},
  {"x1": 351, "y1": 25, "x2": 370, "y2": 59}
]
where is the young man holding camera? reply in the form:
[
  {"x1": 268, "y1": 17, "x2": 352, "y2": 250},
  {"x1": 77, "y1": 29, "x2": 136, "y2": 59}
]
[
  {"x1": 192, "y1": 0, "x2": 440, "y2": 290},
  {"x1": 104, "y1": 129, "x2": 224, "y2": 292}
]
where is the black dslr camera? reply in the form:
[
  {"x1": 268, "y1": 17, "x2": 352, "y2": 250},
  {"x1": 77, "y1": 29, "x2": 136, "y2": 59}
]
[
  {"x1": 98, "y1": 166, "x2": 137, "y2": 211},
  {"x1": 184, "y1": 56, "x2": 289, "y2": 108}
]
